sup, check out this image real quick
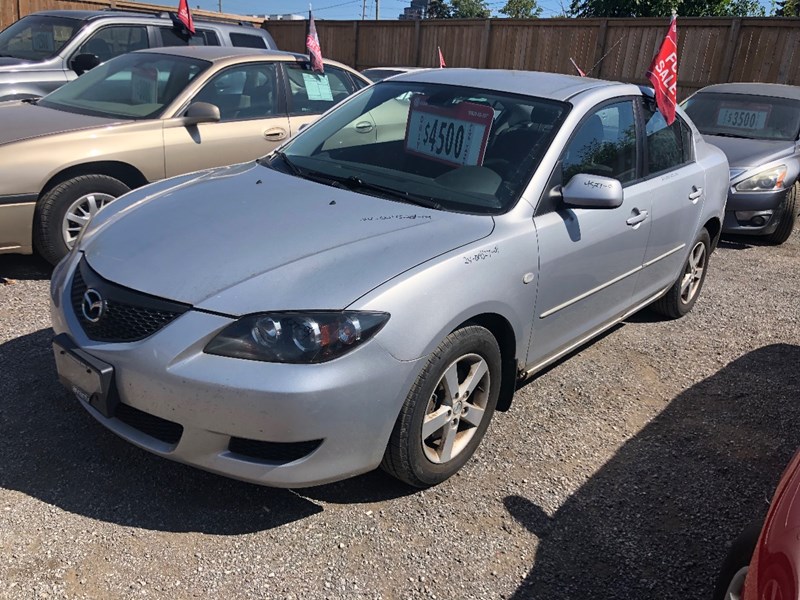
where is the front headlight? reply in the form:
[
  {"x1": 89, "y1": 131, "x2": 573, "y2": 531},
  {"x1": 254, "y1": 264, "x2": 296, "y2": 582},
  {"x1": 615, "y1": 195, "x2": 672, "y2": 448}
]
[
  {"x1": 735, "y1": 165, "x2": 787, "y2": 192},
  {"x1": 204, "y1": 311, "x2": 390, "y2": 363}
]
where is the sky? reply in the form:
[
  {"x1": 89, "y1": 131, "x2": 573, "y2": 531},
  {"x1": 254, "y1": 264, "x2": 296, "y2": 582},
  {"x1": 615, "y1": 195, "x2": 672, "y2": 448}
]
[{"x1": 151, "y1": 0, "x2": 772, "y2": 21}]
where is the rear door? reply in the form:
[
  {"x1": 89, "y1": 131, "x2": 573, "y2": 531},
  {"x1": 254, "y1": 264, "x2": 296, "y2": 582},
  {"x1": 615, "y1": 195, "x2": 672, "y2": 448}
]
[
  {"x1": 634, "y1": 101, "x2": 705, "y2": 299},
  {"x1": 284, "y1": 63, "x2": 358, "y2": 135},
  {"x1": 163, "y1": 61, "x2": 289, "y2": 177}
]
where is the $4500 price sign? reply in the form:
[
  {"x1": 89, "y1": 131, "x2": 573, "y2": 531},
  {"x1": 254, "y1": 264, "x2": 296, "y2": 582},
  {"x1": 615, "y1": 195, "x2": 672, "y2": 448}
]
[{"x1": 404, "y1": 97, "x2": 494, "y2": 167}]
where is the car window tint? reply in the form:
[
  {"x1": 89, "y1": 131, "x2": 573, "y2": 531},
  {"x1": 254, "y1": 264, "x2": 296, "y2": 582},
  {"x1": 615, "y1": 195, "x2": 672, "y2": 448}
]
[
  {"x1": 562, "y1": 100, "x2": 637, "y2": 184},
  {"x1": 285, "y1": 64, "x2": 355, "y2": 115},
  {"x1": 159, "y1": 27, "x2": 219, "y2": 47},
  {"x1": 194, "y1": 63, "x2": 281, "y2": 121},
  {"x1": 230, "y1": 32, "x2": 268, "y2": 49},
  {"x1": 0, "y1": 15, "x2": 80, "y2": 60},
  {"x1": 643, "y1": 105, "x2": 692, "y2": 175},
  {"x1": 78, "y1": 26, "x2": 148, "y2": 62}
]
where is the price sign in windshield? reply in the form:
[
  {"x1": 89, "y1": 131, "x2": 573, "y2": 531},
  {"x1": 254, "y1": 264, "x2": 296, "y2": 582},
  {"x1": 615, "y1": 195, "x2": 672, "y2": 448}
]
[
  {"x1": 716, "y1": 104, "x2": 771, "y2": 131},
  {"x1": 404, "y1": 96, "x2": 494, "y2": 167}
]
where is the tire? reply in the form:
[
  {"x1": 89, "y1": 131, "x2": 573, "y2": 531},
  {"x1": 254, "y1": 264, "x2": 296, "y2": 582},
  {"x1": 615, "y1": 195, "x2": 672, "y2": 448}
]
[
  {"x1": 34, "y1": 175, "x2": 129, "y2": 265},
  {"x1": 712, "y1": 521, "x2": 762, "y2": 600},
  {"x1": 765, "y1": 182, "x2": 798, "y2": 245},
  {"x1": 381, "y1": 325, "x2": 502, "y2": 488},
  {"x1": 652, "y1": 228, "x2": 711, "y2": 319}
]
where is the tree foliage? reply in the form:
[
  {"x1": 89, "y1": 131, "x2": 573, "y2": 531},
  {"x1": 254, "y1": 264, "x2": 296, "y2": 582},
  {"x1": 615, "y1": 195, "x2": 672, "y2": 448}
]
[
  {"x1": 426, "y1": 0, "x2": 453, "y2": 18},
  {"x1": 776, "y1": 0, "x2": 800, "y2": 15},
  {"x1": 569, "y1": 0, "x2": 768, "y2": 16},
  {"x1": 500, "y1": 0, "x2": 544, "y2": 17},
  {"x1": 450, "y1": 0, "x2": 491, "y2": 17}
]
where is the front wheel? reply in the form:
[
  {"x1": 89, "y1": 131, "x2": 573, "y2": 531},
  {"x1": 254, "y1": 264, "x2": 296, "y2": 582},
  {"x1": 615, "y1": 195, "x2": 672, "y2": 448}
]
[
  {"x1": 381, "y1": 325, "x2": 502, "y2": 488},
  {"x1": 34, "y1": 174, "x2": 129, "y2": 265},
  {"x1": 652, "y1": 228, "x2": 711, "y2": 319},
  {"x1": 765, "y1": 182, "x2": 798, "y2": 245}
]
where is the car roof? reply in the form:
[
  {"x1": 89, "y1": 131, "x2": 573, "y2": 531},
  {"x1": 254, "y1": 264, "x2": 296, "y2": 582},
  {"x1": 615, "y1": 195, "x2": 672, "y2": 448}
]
[
  {"x1": 390, "y1": 68, "x2": 625, "y2": 101},
  {"x1": 695, "y1": 82, "x2": 800, "y2": 101},
  {"x1": 30, "y1": 10, "x2": 263, "y2": 29}
]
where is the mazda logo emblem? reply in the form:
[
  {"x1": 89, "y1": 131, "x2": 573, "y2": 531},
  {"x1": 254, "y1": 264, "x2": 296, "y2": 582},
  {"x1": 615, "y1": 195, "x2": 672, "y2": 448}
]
[{"x1": 82, "y1": 288, "x2": 106, "y2": 323}]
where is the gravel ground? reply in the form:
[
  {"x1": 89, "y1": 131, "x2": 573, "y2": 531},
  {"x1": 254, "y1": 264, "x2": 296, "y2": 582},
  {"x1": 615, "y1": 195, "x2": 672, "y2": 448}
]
[{"x1": 0, "y1": 226, "x2": 798, "y2": 600}]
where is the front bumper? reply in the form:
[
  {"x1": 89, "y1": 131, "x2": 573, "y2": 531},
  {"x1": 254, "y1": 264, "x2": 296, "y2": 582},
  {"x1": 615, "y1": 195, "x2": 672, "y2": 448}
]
[
  {"x1": 50, "y1": 253, "x2": 422, "y2": 488},
  {"x1": 722, "y1": 187, "x2": 788, "y2": 236}
]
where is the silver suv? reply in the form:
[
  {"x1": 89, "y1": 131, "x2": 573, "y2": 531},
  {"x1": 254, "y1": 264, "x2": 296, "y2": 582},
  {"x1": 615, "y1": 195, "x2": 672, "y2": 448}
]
[{"x1": 0, "y1": 10, "x2": 277, "y2": 101}]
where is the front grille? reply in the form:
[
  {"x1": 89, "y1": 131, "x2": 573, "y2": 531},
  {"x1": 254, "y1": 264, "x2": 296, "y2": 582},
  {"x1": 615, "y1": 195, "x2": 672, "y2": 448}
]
[
  {"x1": 115, "y1": 403, "x2": 183, "y2": 445},
  {"x1": 70, "y1": 258, "x2": 190, "y2": 343},
  {"x1": 228, "y1": 437, "x2": 323, "y2": 464}
]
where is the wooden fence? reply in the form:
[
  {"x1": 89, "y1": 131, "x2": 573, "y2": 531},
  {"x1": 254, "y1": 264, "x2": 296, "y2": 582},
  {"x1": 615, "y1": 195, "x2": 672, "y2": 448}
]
[{"x1": 4, "y1": 1, "x2": 800, "y2": 98}]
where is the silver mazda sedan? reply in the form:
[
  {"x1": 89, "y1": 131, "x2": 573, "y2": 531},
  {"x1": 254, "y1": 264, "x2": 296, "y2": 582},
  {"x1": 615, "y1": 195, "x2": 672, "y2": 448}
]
[{"x1": 50, "y1": 70, "x2": 729, "y2": 488}]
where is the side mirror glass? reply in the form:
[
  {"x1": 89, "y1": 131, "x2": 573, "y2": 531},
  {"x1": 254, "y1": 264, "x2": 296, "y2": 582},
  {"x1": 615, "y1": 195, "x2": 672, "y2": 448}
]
[
  {"x1": 562, "y1": 173, "x2": 623, "y2": 209},
  {"x1": 182, "y1": 102, "x2": 221, "y2": 125},
  {"x1": 72, "y1": 53, "x2": 100, "y2": 76}
]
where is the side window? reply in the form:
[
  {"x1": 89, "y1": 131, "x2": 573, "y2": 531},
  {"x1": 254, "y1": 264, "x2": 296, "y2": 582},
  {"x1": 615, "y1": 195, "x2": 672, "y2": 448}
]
[
  {"x1": 643, "y1": 104, "x2": 693, "y2": 175},
  {"x1": 159, "y1": 28, "x2": 220, "y2": 47},
  {"x1": 78, "y1": 26, "x2": 148, "y2": 62},
  {"x1": 285, "y1": 64, "x2": 355, "y2": 115},
  {"x1": 230, "y1": 32, "x2": 268, "y2": 49},
  {"x1": 193, "y1": 63, "x2": 281, "y2": 121},
  {"x1": 562, "y1": 100, "x2": 637, "y2": 185}
]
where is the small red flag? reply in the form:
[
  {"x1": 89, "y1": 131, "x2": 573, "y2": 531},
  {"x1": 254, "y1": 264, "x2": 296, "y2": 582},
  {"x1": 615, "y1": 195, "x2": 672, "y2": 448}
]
[
  {"x1": 646, "y1": 15, "x2": 678, "y2": 125},
  {"x1": 438, "y1": 46, "x2": 446, "y2": 68},
  {"x1": 306, "y1": 11, "x2": 324, "y2": 74},
  {"x1": 177, "y1": 0, "x2": 195, "y2": 35},
  {"x1": 570, "y1": 57, "x2": 586, "y2": 77}
]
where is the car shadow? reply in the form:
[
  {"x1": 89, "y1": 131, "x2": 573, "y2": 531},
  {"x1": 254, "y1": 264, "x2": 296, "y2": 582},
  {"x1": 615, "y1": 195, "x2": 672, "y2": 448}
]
[
  {"x1": 0, "y1": 329, "x2": 413, "y2": 534},
  {"x1": 0, "y1": 254, "x2": 52, "y2": 282},
  {"x1": 504, "y1": 343, "x2": 800, "y2": 599}
]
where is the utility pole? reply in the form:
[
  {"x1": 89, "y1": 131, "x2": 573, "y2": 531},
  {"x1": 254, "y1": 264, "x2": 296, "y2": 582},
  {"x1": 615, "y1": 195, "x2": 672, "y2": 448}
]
[
  {"x1": 362, "y1": 0, "x2": 367, "y2": 19},
  {"x1": 376, "y1": 0, "x2": 380, "y2": 19},
  {"x1": 218, "y1": 0, "x2": 222, "y2": 12}
]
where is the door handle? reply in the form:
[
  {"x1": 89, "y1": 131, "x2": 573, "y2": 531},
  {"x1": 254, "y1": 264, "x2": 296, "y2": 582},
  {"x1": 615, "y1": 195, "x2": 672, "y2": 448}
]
[
  {"x1": 354, "y1": 121, "x2": 374, "y2": 133},
  {"x1": 689, "y1": 186, "x2": 703, "y2": 202},
  {"x1": 626, "y1": 209, "x2": 649, "y2": 226},
  {"x1": 264, "y1": 128, "x2": 288, "y2": 141}
]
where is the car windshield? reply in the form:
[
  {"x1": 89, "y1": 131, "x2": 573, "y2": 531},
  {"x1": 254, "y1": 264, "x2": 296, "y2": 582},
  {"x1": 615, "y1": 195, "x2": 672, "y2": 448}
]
[
  {"x1": 683, "y1": 92, "x2": 800, "y2": 141},
  {"x1": 38, "y1": 52, "x2": 210, "y2": 119},
  {"x1": 0, "y1": 15, "x2": 83, "y2": 61},
  {"x1": 270, "y1": 81, "x2": 568, "y2": 215},
  {"x1": 362, "y1": 69, "x2": 409, "y2": 82}
]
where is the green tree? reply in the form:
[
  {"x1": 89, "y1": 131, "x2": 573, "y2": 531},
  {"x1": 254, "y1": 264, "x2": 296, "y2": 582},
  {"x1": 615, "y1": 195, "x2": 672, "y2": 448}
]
[
  {"x1": 725, "y1": 0, "x2": 766, "y2": 15},
  {"x1": 568, "y1": 0, "x2": 764, "y2": 17},
  {"x1": 500, "y1": 0, "x2": 543, "y2": 17},
  {"x1": 426, "y1": 0, "x2": 453, "y2": 18},
  {"x1": 451, "y1": 0, "x2": 491, "y2": 17},
  {"x1": 776, "y1": 0, "x2": 800, "y2": 14}
]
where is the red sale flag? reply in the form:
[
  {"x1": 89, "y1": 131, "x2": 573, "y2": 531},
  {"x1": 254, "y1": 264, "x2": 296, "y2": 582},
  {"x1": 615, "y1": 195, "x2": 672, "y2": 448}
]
[
  {"x1": 646, "y1": 15, "x2": 678, "y2": 125},
  {"x1": 306, "y1": 10, "x2": 324, "y2": 74},
  {"x1": 177, "y1": 0, "x2": 195, "y2": 35},
  {"x1": 438, "y1": 46, "x2": 446, "y2": 68}
]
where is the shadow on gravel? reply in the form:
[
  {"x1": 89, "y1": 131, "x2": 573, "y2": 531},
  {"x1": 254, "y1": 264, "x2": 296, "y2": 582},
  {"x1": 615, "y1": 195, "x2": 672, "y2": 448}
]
[
  {"x1": 0, "y1": 254, "x2": 52, "y2": 282},
  {"x1": 0, "y1": 329, "x2": 413, "y2": 533},
  {"x1": 505, "y1": 343, "x2": 800, "y2": 600}
]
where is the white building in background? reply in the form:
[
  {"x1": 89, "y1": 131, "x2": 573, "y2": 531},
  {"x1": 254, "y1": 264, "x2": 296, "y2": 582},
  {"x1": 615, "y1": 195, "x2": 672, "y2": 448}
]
[{"x1": 250, "y1": 13, "x2": 305, "y2": 20}]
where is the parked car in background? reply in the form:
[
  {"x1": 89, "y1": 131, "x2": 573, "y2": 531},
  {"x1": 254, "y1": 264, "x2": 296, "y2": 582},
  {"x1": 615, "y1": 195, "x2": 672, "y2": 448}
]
[
  {"x1": 0, "y1": 9, "x2": 277, "y2": 102},
  {"x1": 51, "y1": 70, "x2": 728, "y2": 489},
  {"x1": 361, "y1": 66, "x2": 426, "y2": 82},
  {"x1": 0, "y1": 46, "x2": 369, "y2": 264},
  {"x1": 683, "y1": 83, "x2": 800, "y2": 244},
  {"x1": 714, "y1": 448, "x2": 800, "y2": 600}
]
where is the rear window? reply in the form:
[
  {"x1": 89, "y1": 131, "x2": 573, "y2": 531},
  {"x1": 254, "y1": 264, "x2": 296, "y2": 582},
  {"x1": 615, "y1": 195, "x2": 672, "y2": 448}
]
[{"x1": 230, "y1": 32, "x2": 268, "y2": 49}]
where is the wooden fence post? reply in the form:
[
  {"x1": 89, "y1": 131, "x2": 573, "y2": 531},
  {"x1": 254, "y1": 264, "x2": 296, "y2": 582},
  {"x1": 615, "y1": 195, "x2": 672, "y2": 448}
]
[
  {"x1": 353, "y1": 21, "x2": 360, "y2": 69},
  {"x1": 720, "y1": 18, "x2": 741, "y2": 83},
  {"x1": 479, "y1": 19, "x2": 491, "y2": 69},
  {"x1": 593, "y1": 18, "x2": 608, "y2": 76},
  {"x1": 414, "y1": 20, "x2": 421, "y2": 67}
]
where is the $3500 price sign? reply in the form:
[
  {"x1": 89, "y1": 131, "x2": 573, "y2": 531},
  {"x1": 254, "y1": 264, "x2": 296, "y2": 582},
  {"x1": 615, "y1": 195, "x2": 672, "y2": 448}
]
[{"x1": 404, "y1": 97, "x2": 494, "y2": 167}]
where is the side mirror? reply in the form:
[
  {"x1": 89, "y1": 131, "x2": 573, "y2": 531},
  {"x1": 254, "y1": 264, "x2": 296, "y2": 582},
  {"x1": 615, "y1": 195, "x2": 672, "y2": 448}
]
[
  {"x1": 72, "y1": 53, "x2": 100, "y2": 76},
  {"x1": 562, "y1": 173, "x2": 623, "y2": 209},
  {"x1": 182, "y1": 102, "x2": 221, "y2": 125}
]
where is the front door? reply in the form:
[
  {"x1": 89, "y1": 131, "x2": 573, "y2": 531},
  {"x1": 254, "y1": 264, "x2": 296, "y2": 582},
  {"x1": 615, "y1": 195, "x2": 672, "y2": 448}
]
[
  {"x1": 163, "y1": 62, "x2": 289, "y2": 177},
  {"x1": 528, "y1": 99, "x2": 651, "y2": 367}
]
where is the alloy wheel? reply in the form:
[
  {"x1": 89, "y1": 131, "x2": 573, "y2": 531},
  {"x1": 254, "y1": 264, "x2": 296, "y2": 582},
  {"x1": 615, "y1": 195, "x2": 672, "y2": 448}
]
[
  {"x1": 62, "y1": 192, "x2": 116, "y2": 249},
  {"x1": 680, "y1": 240, "x2": 706, "y2": 304}
]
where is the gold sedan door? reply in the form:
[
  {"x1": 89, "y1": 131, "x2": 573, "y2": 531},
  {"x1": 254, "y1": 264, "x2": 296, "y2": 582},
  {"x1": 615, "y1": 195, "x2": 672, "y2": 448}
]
[{"x1": 163, "y1": 62, "x2": 289, "y2": 177}]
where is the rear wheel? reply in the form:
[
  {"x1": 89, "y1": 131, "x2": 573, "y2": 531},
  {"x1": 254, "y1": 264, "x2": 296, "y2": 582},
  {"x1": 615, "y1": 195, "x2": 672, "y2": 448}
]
[
  {"x1": 765, "y1": 182, "x2": 798, "y2": 245},
  {"x1": 381, "y1": 325, "x2": 501, "y2": 488},
  {"x1": 34, "y1": 175, "x2": 129, "y2": 265},
  {"x1": 652, "y1": 228, "x2": 710, "y2": 319}
]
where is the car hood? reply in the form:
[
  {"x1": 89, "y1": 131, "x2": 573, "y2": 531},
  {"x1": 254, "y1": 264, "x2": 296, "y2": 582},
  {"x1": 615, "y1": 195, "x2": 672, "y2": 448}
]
[
  {"x1": 0, "y1": 57, "x2": 36, "y2": 68},
  {"x1": 82, "y1": 163, "x2": 495, "y2": 315},
  {"x1": 0, "y1": 101, "x2": 121, "y2": 146},
  {"x1": 704, "y1": 135, "x2": 796, "y2": 169}
]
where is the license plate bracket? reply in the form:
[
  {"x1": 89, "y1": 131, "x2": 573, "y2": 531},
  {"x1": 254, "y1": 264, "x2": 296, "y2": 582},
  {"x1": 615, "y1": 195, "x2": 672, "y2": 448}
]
[{"x1": 52, "y1": 333, "x2": 119, "y2": 418}]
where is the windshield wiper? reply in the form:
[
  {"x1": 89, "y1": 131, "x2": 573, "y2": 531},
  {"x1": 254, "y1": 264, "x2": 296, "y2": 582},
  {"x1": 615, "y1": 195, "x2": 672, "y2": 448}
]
[
  {"x1": 340, "y1": 176, "x2": 444, "y2": 210},
  {"x1": 261, "y1": 150, "x2": 302, "y2": 177},
  {"x1": 21, "y1": 97, "x2": 38, "y2": 105}
]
